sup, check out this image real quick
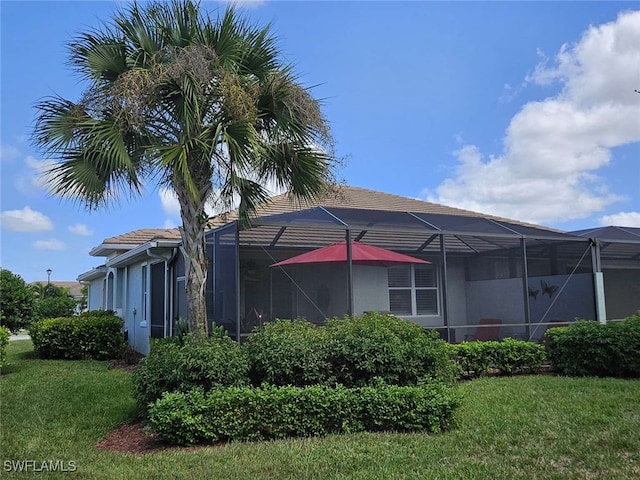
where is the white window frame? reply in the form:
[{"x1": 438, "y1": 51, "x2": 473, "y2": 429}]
[{"x1": 388, "y1": 264, "x2": 440, "y2": 317}]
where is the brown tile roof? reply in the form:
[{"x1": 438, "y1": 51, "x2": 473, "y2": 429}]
[
  {"x1": 208, "y1": 185, "x2": 558, "y2": 232},
  {"x1": 101, "y1": 228, "x2": 182, "y2": 245},
  {"x1": 30, "y1": 281, "x2": 84, "y2": 298}
]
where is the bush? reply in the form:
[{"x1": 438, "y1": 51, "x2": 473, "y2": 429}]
[
  {"x1": 324, "y1": 314, "x2": 457, "y2": 386},
  {"x1": 0, "y1": 269, "x2": 36, "y2": 332},
  {"x1": 545, "y1": 313, "x2": 640, "y2": 378},
  {"x1": 148, "y1": 382, "x2": 460, "y2": 445},
  {"x1": 132, "y1": 334, "x2": 249, "y2": 408},
  {"x1": 244, "y1": 320, "x2": 332, "y2": 386},
  {"x1": 35, "y1": 295, "x2": 77, "y2": 319},
  {"x1": 0, "y1": 326, "x2": 9, "y2": 369},
  {"x1": 448, "y1": 338, "x2": 547, "y2": 378},
  {"x1": 29, "y1": 311, "x2": 125, "y2": 360},
  {"x1": 245, "y1": 313, "x2": 456, "y2": 387}
]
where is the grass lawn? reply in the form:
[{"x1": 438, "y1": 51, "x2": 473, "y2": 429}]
[{"x1": 2, "y1": 340, "x2": 639, "y2": 479}]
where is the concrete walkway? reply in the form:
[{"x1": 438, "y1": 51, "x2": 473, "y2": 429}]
[{"x1": 9, "y1": 334, "x2": 30, "y2": 341}]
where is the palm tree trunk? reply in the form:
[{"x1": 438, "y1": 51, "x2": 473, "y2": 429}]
[{"x1": 174, "y1": 177, "x2": 210, "y2": 336}]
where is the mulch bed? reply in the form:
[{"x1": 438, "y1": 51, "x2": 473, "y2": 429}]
[{"x1": 96, "y1": 422, "x2": 216, "y2": 455}]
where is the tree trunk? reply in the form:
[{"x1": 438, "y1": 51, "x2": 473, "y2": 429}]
[{"x1": 174, "y1": 177, "x2": 210, "y2": 336}]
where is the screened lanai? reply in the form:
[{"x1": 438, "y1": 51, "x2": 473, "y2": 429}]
[{"x1": 205, "y1": 205, "x2": 617, "y2": 343}]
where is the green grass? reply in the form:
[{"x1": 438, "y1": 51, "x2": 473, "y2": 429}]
[{"x1": 2, "y1": 340, "x2": 639, "y2": 479}]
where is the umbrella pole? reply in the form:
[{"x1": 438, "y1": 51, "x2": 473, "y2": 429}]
[{"x1": 346, "y1": 229, "x2": 354, "y2": 317}]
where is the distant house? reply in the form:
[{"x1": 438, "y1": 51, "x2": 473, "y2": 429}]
[{"x1": 79, "y1": 186, "x2": 640, "y2": 354}]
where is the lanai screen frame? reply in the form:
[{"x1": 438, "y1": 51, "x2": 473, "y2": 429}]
[{"x1": 208, "y1": 206, "x2": 602, "y2": 342}]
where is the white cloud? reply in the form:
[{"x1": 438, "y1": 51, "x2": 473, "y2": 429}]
[
  {"x1": 599, "y1": 211, "x2": 640, "y2": 227},
  {"x1": 25, "y1": 156, "x2": 57, "y2": 189},
  {"x1": 14, "y1": 156, "x2": 57, "y2": 194},
  {"x1": 428, "y1": 11, "x2": 640, "y2": 225},
  {"x1": 163, "y1": 218, "x2": 178, "y2": 229},
  {"x1": 34, "y1": 239, "x2": 66, "y2": 251},
  {"x1": 0, "y1": 206, "x2": 54, "y2": 232},
  {"x1": 159, "y1": 188, "x2": 181, "y2": 218},
  {"x1": 0, "y1": 144, "x2": 20, "y2": 162},
  {"x1": 219, "y1": 0, "x2": 267, "y2": 9},
  {"x1": 68, "y1": 223, "x2": 93, "y2": 236}
]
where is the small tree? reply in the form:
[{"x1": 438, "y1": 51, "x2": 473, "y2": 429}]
[
  {"x1": 0, "y1": 269, "x2": 36, "y2": 333},
  {"x1": 33, "y1": 1, "x2": 337, "y2": 336}
]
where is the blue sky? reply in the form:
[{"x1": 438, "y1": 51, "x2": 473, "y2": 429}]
[{"x1": 1, "y1": 1, "x2": 639, "y2": 283}]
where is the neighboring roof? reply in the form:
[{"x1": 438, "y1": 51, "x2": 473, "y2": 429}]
[
  {"x1": 30, "y1": 280, "x2": 85, "y2": 298},
  {"x1": 208, "y1": 185, "x2": 561, "y2": 232},
  {"x1": 91, "y1": 228, "x2": 182, "y2": 256}
]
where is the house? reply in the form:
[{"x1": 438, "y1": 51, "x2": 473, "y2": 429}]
[{"x1": 79, "y1": 186, "x2": 640, "y2": 354}]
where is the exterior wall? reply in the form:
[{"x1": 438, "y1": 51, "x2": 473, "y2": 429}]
[
  {"x1": 125, "y1": 263, "x2": 149, "y2": 355},
  {"x1": 293, "y1": 264, "x2": 348, "y2": 323},
  {"x1": 353, "y1": 265, "x2": 389, "y2": 314},
  {"x1": 528, "y1": 273, "x2": 595, "y2": 323},
  {"x1": 87, "y1": 278, "x2": 104, "y2": 311},
  {"x1": 465, "y1": 277, "x2": 525, "y2": 327},
  {"x1": 444, "y1": 258, "x2": 467, "y2": 327},
  {"x1": 603, "y1": 269, "x2": 640, "y2": 320}
]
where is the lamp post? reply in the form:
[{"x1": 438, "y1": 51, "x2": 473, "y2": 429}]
[{"x1": 46, "y1": 269, "x2": 52, "y2": 297}]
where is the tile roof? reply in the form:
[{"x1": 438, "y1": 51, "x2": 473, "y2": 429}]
[
  {"x1": 101, "y1": 228, "x2": 182, "y2": 245},
  {"x1": 208, "y1": 185, "x2": 559, "y2": 232}
]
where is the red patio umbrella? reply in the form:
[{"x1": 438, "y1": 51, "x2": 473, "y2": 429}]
[{"x1": 271, "y1": 241, "x2": 430, "y2": 267}]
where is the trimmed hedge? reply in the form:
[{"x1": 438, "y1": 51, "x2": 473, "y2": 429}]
[
  {"x1": 0, "y1": 326, "x2": 9, "y2": 368},
  {"x1": 545, "y1": 313, "x2": 640, "y2": 378},
  {"x1": 148, "y1": 382, "x2": 461, "y2": 445},
  {"x1": 245, "y1": 313, "x2": 457, "y2": 387},
  {"x1": 132, "y1": 334, "x2": 249, "y2": 408},
  {"x1": 29, "y1": 311, "x2": 125, "y2": 360},
  {"x1": 448, "y1": 338, "x2": 547, "y2": 378}
]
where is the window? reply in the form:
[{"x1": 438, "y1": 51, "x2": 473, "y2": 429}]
[{"x1": 388, "y1": 264, "x2": 439, "y2": 316}]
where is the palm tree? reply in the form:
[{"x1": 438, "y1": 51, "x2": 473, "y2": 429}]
[{"x1": 33, "y1": 1, "x2": 336, "y2": 335}]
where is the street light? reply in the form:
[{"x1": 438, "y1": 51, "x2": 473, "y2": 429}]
[{"x1": 46, "y1": 269, "x2": 52, "y2": 286}]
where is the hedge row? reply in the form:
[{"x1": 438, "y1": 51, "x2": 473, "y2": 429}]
[
  {"x1": 148, "y1": 382, "x2": 461, "y2": 445},
  {"x1": 447, "y1": 338, "x2": 547, "y2": 378},
  {"x1": 29, "y1": 311, "x2": 125, "y2": 360},
  {"x1": 0, "y1": 326, "x2": 9, "y2": 369},
  {"x1": 245, "y1": 314, "x2": 457, "y2": 387},
  {"x1": 545, "y1": 313, "x2": 640, "y2": 378},
  {"x1": 132, "y1": 334, "x2": 249, "y2": 407}
]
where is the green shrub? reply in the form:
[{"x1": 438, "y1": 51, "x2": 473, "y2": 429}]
[
  {"x1": 35, "y1": 295, "x2": 77, "y2": 319},
  {"x1": 148, "y1": 382, "x2": 460, "y2": 446},
  {"x1": 0, "y1": 269, "x2": 36, "y2": 332},
  {"x1": 324, "y1": 314, "x2": 457, "y2": 386},
  {"x1": 0, "y1": 326, "x2": 9, "y2": 369},
  {"x1": 29, "y1": 311, "x2": 125, "y2": 360},
  {"x1": 545, "y1": 313, "x2": 640, "y2": 378},
  {"x1": 245, "y1": 313, "x2": 456, "y2": 387},
  {"x1": 132, "y1": 334, "x2": 249, "y2": 408},
  {"x1": 448, "y1": 338, "x2": 547, "y2": 378},
  {"x1": 244, "y1": 320, "x2": 332, "y2": 386}
]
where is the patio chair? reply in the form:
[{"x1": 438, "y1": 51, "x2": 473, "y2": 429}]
[{"x1": 464, "y1": 318, "x2": 502, "y2": 341}]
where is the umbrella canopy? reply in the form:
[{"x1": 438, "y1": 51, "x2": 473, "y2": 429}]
[{"x1": 271, "y1": 241, "x2": 430, "y2": 267}]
